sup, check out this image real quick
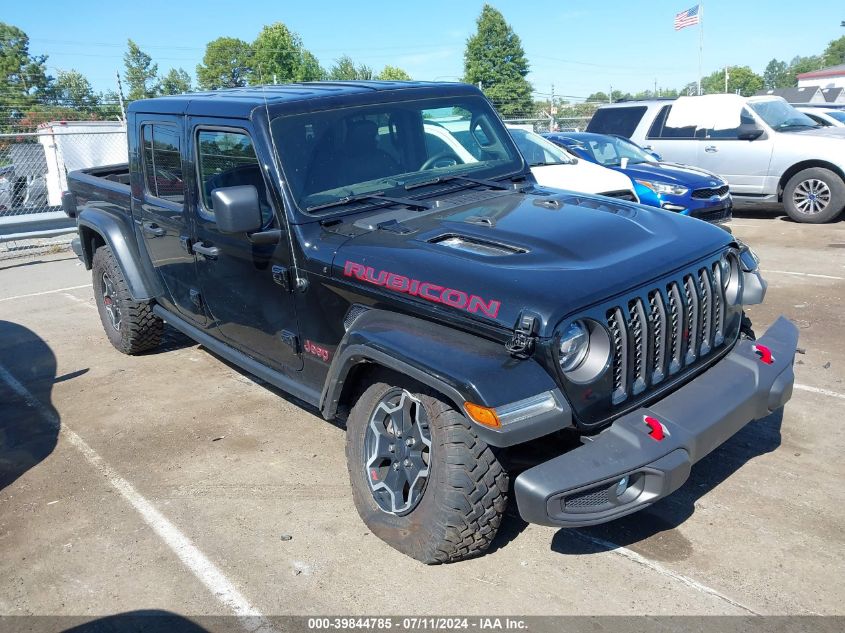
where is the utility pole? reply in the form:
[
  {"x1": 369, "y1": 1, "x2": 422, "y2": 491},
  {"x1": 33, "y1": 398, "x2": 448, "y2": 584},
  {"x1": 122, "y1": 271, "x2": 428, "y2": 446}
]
[
  {"x1": 724, "y1": 65, "x2": 729, "y2": 93},
  {"x1": 654, "y1": 78, "x2": 657, "y2": 97},
  {"x1": 550, "y1": 83, "x2": 555, "y2": 131},
  {"x1": 609, "y1": 85, "x2": 613, "y2": 103},
  {"x1": 115, "y1": 70, "x2": 126, "y2": 122}
]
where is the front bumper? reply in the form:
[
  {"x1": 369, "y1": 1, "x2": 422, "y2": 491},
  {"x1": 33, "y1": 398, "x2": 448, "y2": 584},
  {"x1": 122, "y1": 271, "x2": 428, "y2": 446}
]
[{"x1": 514, "y1": 316, "x2": 798, "y2": 527}]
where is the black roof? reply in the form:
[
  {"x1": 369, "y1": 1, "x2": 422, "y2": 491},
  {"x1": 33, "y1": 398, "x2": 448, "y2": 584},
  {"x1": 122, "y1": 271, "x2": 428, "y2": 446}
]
[
  {"x1": 754, "y1": 86, "x2": 822, "y2": 103},
  {"x1": 127, "y1": 81, "x2": 479, "y2": 118},
  {"x1": 821, "y1": 87, "x2": 844, "y2": 103}
]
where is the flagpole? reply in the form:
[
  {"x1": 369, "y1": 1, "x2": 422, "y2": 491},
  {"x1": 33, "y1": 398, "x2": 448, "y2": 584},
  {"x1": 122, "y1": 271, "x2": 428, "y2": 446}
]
[{"x1": 698, "y1": 3, "x2": 704, "y2": 95}]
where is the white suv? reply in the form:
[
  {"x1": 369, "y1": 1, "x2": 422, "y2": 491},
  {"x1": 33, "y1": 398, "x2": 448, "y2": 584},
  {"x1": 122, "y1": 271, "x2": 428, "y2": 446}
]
[{"x1": 587, "y1": 94, "x2": 845, "y2": 223}]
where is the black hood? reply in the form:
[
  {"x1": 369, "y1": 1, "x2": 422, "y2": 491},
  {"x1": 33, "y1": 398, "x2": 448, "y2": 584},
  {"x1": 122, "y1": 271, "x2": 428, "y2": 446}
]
[{"x1": 331, "y1": 189, "x2": 733, "y2": 336}]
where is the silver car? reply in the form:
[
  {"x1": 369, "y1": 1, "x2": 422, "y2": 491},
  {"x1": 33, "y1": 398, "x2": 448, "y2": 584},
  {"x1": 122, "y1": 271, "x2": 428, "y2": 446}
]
[{"x1": 588, "y1": 95, "x2": 845, "y2": 223}]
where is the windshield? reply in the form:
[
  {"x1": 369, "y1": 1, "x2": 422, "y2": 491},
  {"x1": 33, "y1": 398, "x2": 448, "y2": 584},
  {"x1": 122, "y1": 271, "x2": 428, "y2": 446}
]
[
  {"x1": 270, "y1": 95, "x2": 523, "y2": 214},
  {"x1": 748, "y1": 99, "x2": 819, "y2": 130},
  {"x1": 507, "y1": 128, "x2": 575, "y2": 166},
  {"x1": 575, "y1": 135, "x2": 656, "y2": 167}
]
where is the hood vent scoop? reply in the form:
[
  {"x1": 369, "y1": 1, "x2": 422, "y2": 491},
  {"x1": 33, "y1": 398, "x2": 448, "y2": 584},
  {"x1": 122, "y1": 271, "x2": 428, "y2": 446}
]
[{"x1": 429, "y1": 234, "x2": 526, "y2": 257}]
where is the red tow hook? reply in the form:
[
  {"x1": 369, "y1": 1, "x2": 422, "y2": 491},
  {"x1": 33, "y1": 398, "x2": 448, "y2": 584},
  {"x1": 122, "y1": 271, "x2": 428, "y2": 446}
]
[
  {"x1": 754, "y1": 344, "x2": 774, "y2": 365},
  {"x1": 643, "y1": 415, "x2": 665, "y2": 441}
]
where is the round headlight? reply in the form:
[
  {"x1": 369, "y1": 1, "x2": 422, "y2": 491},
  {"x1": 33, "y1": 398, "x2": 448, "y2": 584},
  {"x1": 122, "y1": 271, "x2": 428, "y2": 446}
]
[
  {"x1": 722, "y1": 252, "x2": 742, "y2": 305},
  {"x1": 559, "y1": 321, "x2": 590, "y2": 372}
]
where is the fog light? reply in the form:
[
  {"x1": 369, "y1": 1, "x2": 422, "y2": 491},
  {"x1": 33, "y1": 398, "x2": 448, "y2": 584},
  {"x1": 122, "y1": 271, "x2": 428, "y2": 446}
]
[{"x1": 615, "y1": 476, "x2": 630, "y2": 497}]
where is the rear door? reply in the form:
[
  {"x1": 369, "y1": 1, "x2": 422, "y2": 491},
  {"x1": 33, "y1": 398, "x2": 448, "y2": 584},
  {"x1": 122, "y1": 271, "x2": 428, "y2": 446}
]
[
  {"x1": 695, "y1": 107, "x2": 774, "y2": 195},
  {"x1": 641, "y1": 104, "x2": 701, "y2": 166},
  {"x1": 134, "y1": 118, "x2": 204, "y2": 323},
  {"x1": 188, "y1": 119, "x2": 302, "y2": 372}
]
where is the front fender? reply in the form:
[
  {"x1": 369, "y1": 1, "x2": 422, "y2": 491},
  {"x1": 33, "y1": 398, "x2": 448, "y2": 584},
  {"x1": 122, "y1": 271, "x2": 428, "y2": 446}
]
[
  {"x1": 77, "y1": 206, "x2": 160, "y2": 301},
  {"x1": 321, "y1": 309, "x2": 572, "y2": 447}
]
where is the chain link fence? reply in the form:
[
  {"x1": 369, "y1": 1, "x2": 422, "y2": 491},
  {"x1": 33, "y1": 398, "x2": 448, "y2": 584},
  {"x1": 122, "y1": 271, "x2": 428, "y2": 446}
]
[{"x1": 0, "y1": 122, "x2": 127, "y2": 260}]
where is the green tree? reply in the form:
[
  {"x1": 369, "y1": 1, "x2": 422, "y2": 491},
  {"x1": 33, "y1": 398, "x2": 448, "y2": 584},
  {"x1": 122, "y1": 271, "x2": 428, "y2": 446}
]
[
  {"x1": 463, "y1": 4, "x2": 532, "y2": 117},
  {"x1": 300, "y1": 50, "x2": 325, "y2": 81},
  {"x1": 786, "y1": 55, "x2": 823, "y2": 85},
  {"x1": 53, "y1": 70, "x2": 98, "y2": 109},
  {"x1": 822, "y1": 35, "x2": 845, "y2": 66},
  {"x1": 328, "y1": 55, "x2": 372, "y2": 80},
  {"x1": 376, "y1": 65, "x2": 411, "y2": 81},
  {"x1": 196, "y1": 37, "x2": 253, "y2": 89},
  {"x1": 160, "y1": 68, "x2": 192, "y2": 95},
  {"x1": 763, "y1": 59, "x2": 791, "y2": 89},
  {"x1": 124, "y1": 39, "x2": 159, "y2": 100},
  {"x1": 251, "y1": 22, "x2": 324, "y2": 83},
  {"x1": 586, "y1": 91, "x2": 609, "y2": 103},
  {"x1": 701, "y1": 65, "x2": 763, "y2": 96},
  {"x1": 0, "y1": 23, "x2": 52, "y2": 107}
]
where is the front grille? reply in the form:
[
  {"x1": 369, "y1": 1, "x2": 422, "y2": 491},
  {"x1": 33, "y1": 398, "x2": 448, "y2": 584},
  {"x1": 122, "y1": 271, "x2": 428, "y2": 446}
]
[
  {"x1": 605, "y1": 256, "x2": 734, "y2": 407},
  {"x1": 600, "y1": 189, "x2": 638, "y2": 202},
  {"x1": 691, "y1": 206, "x2": 732, "y2": 223},
  {"x1": 691, "y1": 184, "x2": 729, "y2": 199}
]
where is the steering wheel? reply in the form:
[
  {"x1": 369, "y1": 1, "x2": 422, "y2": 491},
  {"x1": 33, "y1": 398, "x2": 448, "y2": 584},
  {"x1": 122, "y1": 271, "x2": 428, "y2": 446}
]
[{"x1": 421, "y1": 152, "x2": 462, "y2": 170}]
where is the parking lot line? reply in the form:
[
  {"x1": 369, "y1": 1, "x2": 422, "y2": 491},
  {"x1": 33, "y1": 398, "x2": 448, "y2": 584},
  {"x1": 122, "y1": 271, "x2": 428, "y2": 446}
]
[
  {"x1": 0, "y1": 361, "x2": 278, "y2": 633},
  {"x1": 794, "y1": 384, "x2": 845, "y2": 401},
  {"x1": 572, "y1": 531, "x2": 760, "y2": 615},
  {"x1": 0, "y1": 284, "x2": 92, "y2": 303},
  {"x1": 765, "y1": 270, "x2": 844, "y2": 281}
]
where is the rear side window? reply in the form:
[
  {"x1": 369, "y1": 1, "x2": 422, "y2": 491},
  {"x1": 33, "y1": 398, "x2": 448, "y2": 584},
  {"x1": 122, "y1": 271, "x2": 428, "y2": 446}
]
[
  {"x1": 141, "y1": 124, "x2": 183, "y2": 204},
  {"x1": 587, "y1": 106, "x2": 646, "y2": 138},
  {"x1": 196, "y1": 129, "x2": 272, "y2": 223}
]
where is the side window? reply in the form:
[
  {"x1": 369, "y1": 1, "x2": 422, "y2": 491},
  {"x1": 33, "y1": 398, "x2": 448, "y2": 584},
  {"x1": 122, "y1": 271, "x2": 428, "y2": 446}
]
[
  {"x1": 141, "y1": 124, "x2": 184, "y2": 203},
  {"x1": 705, "y1": 108, "x2": 757, "y2": 139},
  {"x1": 648, "y1": 105, "x2": 697, "y2": 139},
  {"x1": 587, "y1": 106, "x2": 646, "y2": 137},
  {"x1": 196, "y1": 129, "x2": 272, "y2": 223}
]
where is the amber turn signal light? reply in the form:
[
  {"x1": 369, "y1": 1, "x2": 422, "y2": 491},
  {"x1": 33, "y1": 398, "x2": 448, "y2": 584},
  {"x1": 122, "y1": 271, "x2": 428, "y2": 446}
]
[{"x1": 464, "y1": 402, "x2": 501, "y2": 428}]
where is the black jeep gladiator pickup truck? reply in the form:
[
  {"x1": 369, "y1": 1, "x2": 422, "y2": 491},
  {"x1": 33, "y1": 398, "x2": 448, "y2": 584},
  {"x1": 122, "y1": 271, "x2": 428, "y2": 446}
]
[{"x1": 66, "y1": 81, "x2": 798, "y2": 564}]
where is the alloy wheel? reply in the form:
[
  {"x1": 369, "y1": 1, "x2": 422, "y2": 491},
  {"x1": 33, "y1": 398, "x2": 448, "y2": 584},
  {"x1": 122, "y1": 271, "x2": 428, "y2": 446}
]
[
  {"x1": 101, "y1": 271, "x2": 122, "y2": 331},
  {"x1": 793, "y1": 179, "x2": 832, "y2": 216},
  {"x1": 364, "y1": 389, "x2": 432, "y2": 515}
]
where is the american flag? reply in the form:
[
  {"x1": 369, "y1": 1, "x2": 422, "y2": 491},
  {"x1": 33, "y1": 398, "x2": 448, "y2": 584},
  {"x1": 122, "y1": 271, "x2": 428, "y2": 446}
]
[{"x1": 674, "y1": 5, "x2": 700, "y2": 30}]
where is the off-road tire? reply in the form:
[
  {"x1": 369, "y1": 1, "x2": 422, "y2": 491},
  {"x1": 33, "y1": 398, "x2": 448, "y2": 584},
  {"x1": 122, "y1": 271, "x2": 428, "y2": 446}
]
[
  {"x1": 346, "y1": 372, "x2": 508, "y2": 564},
  {"x1": 92, "y1": 245, "x2": 163, "y2": 354},
  {"x1": 783, "y1": 167, "x2": 845, "y2": 224}
]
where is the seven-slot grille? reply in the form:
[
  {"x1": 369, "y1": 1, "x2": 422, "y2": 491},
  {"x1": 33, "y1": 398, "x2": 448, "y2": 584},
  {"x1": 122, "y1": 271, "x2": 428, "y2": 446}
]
[
  {"x1": 606, "y1": 258, "x2": 730, "y2": 406},
  {"x1": 691, "y1": 184, "x2": 729, "y2": 199}
]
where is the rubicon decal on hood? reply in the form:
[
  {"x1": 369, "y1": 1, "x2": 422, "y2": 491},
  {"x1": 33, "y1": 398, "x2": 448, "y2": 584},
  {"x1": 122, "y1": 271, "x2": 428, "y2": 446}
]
[{"x1": 343, "y1": 261, "x2": 501, "y2": 319}]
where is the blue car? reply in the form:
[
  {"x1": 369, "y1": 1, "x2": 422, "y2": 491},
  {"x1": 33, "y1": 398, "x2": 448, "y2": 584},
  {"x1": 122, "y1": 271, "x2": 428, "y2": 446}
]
[{"x1": 543, "y1": 132, "x2": 732, "y2": 224}]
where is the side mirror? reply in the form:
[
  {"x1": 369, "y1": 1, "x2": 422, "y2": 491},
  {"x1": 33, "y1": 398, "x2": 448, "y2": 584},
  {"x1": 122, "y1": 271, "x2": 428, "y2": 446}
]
[
  {"x1": 737, "y1": 125, "x2": 764, "y2": 141},
  {"x1": 211, "y1": 185, "x2": 263, "y2": 234}
]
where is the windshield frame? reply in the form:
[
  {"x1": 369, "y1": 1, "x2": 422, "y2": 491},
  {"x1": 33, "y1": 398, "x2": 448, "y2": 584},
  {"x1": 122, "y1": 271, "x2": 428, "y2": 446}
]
[{"x1": 268, "y1": 94, "x2": 528, "y2": 219}]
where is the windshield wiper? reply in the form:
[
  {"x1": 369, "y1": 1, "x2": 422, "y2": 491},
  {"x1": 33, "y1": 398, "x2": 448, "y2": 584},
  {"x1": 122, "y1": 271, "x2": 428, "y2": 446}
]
[
  {"x1": 777, "y1": 123, "x2": 819, "y2": 130},
  {"x1": 306, "y1": 191, "x2": 432, "y2": 213},
  {"x1": 404, "y1": 174, "x2": 511, "y2": 191}
]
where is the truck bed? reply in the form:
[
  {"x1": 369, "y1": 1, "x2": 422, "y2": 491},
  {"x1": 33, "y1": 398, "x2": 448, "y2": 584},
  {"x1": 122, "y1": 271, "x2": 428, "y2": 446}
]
[{"x1": 66, "y1": 164, "x2": 132, "y2": 216}]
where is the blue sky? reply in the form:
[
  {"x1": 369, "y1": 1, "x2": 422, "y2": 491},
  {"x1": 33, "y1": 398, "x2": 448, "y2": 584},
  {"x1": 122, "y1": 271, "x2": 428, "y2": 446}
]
[{"x1": 4, "y1": 0, "x2": 843, "y2": 100}]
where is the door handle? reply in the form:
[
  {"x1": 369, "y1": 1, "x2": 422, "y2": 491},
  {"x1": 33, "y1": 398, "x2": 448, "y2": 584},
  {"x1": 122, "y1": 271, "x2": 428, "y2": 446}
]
[
  {"x1": 704, "y1": 145, "x2": 718, "y2": 153},
  {"x1": 142, "y1": 222, "x2": 166, "y2": 237},
  {"x1": 192, "y1": 241, "x2": 220, "y2": 259}
]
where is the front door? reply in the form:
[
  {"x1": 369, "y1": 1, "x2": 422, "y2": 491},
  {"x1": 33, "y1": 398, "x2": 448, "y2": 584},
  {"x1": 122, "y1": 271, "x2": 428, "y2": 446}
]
[
  {"x1": 134, "y1": 119, "x2": 203, "y2": 322},
  {"x1": 695, "y1": 107, "x2": 774, "y2": 196},
  {"x1": 189, "y1": 121, "x2": 302, "y2": 372}
]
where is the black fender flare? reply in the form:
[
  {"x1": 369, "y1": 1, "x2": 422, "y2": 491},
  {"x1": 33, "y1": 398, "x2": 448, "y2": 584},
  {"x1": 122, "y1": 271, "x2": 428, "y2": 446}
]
[
  {"x1": 77, "y1": 206, "x2": 160, "y2": 301},
  {"x1": 320, "y1": 309, "x2": 572, "y2": 447}
]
